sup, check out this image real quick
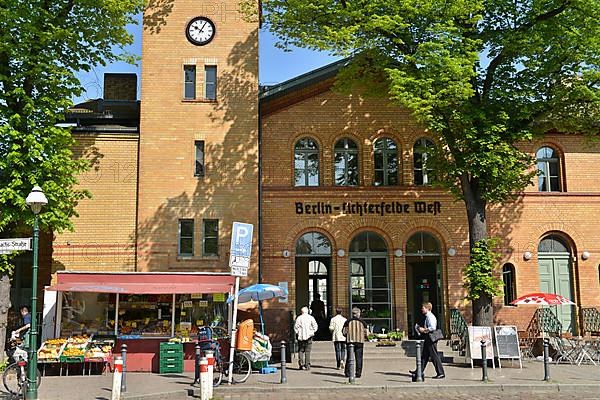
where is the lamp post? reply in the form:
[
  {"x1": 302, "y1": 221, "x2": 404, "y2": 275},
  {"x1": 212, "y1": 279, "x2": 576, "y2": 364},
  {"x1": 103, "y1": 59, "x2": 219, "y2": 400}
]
[{"x1": 25, "y1": 186, "x2": 47, "y2": 400}]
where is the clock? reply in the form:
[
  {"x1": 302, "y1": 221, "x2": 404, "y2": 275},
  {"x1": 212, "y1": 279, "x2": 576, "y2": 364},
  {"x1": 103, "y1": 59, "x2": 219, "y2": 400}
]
[{"x1": 185, "y1": 17, "x2": 216, "y2": 46}]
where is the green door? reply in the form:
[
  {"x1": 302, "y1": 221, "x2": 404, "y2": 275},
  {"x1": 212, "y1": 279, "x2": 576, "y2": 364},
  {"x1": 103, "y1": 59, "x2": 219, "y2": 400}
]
[{"x1": 538, "y1": 256, "x2": 574, "y2": 332}]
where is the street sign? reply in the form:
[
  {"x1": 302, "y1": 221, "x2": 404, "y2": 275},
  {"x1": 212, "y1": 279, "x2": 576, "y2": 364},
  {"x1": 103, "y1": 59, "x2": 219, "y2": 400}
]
[
  {"x1": 0, "y1": 238, "x2": 32, "y2": 254},
  {"x1": 229, "y1": 222, "x2": 253, "y2": 277}
]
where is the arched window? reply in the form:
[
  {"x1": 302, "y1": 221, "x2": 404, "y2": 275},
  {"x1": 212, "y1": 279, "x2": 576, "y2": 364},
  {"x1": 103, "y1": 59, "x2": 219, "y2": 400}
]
[
  {"x1": 503, "y1": 263, "x2": 516, "y2": 305},
  {"x1": 413, "y1": 138, "x2": 434, "y2": 186},
  {"x1": 405, "y1": 232, "x2": 440, "y2": 255},
  {"x1": 349, "y1": 231, "x2": 388, "y2": 253},
  {"x1": 294, "y1": 138, "x2": 319, "y2": 187},
  {"x1": 536, "y1": 146, "x2": 561, "y2": 192},
  {"x1": 538, "y1": 234, "x2": 569, "y2": 253},
  {"x1": 334, "y1": 138, "x2": 359, "y2": 186},
  {"x1": 295, "y1": 232, "x2": 332, "y2": 255},
  {"x1": 373, "y1": 137, "x2": 399, "y2": 186}
]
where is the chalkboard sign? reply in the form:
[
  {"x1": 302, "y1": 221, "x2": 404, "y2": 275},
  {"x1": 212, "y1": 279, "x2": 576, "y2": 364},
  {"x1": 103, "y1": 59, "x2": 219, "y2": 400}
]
[
  {"x1": 494, "y1": 325, "x2": 522, "y2": 369},
  {"x1": 467, "y1": 326, "x2": 495, "y2": 368}
]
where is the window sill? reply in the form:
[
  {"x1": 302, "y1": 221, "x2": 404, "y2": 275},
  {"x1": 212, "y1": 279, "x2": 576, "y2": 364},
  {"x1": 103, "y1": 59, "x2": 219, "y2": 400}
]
[
  {"x1": 176, "y1": 255, "x2": 219, "y2": 261},
  {"x1": 181, "y1": 99, "x2": 217, "y2": 104}
]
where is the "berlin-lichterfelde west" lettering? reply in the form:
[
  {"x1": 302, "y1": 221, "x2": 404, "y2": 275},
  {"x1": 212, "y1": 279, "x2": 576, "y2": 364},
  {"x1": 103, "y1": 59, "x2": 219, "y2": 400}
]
[{"x1": 295, "y1": 201, "x2": 442, "y2": 216}]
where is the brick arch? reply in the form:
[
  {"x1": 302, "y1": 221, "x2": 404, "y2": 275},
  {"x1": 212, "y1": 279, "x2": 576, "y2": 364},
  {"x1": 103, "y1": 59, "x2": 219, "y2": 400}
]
[
  {"x1": 521, "y1": 224, "x2": 584, "y2": 257},
  {"x1": 400, "y1": 218, "x2": 455, "y2": 254},
  {"x1": 284, "y1": 223, "x2": 339, "y2": 257},
  {"x1": 345, "y1": 222, "x2": 396, "y2": 254}
]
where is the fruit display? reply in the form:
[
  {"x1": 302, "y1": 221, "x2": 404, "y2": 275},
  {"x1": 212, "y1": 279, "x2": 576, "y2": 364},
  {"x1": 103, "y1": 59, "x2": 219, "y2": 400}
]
[
  {"x1": 38, "y1": 339, "x2": 67, "y2": 362},
  {"x1": 85, "y1": 339, "x2": 114, "y2": 361},
  {"x1": 62, "y1": 347, "x2": 85, "y2": 357}
]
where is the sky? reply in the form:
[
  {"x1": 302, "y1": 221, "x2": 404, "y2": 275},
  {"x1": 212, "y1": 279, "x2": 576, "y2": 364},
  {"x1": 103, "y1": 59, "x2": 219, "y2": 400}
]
[{"x1": 74, "y1": 17, "x2": 341, "y2": 103}]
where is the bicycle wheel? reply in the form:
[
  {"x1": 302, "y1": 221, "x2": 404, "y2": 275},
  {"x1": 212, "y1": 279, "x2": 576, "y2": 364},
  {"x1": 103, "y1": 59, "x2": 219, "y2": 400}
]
[
  {"x1": 212, "y1": 358, "x2": 223, "y2": 387},
  {"x1": 231, "y1": 352, "x2": 251, "y2": 383},
  {"x1": 3, "y1": 363, "x2": 22, "y2": 396}
]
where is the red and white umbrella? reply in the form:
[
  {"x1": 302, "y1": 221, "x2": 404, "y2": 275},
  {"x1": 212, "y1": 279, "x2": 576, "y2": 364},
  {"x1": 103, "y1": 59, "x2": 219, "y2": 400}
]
[{"x1": 510, "y1": 292, "x2": 575, "y2": 306}]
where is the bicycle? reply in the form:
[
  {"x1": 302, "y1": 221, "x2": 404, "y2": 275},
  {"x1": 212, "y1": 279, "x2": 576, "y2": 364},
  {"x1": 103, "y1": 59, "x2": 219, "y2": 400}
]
[
  {"x1": 3, "y1": 338, "x2": 41, "y2": 398},
  {"x1": 197, "y1": 326, "x2": 252, "y2": 386}
]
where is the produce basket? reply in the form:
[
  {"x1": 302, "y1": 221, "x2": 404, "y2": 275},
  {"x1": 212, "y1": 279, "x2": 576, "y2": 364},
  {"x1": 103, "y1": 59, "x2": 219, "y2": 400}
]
[
  {"x1": 60, "y1": 334, "x2": 90, "y2": 363},
  {"x1": 38, "y1": 338, "x2": 67, "y2": 363}
]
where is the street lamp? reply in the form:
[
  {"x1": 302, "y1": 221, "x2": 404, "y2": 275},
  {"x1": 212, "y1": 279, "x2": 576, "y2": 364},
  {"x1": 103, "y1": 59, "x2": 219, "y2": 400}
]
[{"x1": 25, "y1": 186, "x2": 47, "y2": 400}]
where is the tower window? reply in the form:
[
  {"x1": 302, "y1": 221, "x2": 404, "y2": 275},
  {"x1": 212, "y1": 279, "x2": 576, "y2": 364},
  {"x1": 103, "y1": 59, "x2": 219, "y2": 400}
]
[
  {"x1": 184, "y1": 65, "x2": 196, "y2": 100},
  {"x1": 205, "y1": 66, "x2": 217, "y2": 101},
  {"x1": 195, "y1": 141, "x2": 205, "y2": 177},
  {"x1": 203, "y1": 219, "x2": 218, "y2": 256}
]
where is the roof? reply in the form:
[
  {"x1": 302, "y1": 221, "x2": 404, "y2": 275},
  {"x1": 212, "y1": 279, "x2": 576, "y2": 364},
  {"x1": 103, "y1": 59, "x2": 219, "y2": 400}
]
[
  {"x1": 65, "y1": 99, "x2": 140, "y2": 133},
  {"x1": 260, "y1": 57, "x2": 350, "y2": 101}
]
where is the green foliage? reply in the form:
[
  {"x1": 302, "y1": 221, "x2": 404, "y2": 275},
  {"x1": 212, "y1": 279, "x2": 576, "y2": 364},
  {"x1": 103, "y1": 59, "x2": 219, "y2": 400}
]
[
  {"x1": 265, "y1": 0, "x2": 600, "y2": 204},
  {"x1": 463, "y1": 239, "x2": 503, "y2": 301},
  {"x1": 0, "y1": 0, "x2": 144, "y2": 272}
]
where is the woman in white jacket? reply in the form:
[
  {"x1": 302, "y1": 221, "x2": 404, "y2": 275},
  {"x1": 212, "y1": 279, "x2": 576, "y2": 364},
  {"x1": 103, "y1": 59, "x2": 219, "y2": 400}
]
[{"x1": 329, "y1": 307, "x2": 347, "y2": 370}]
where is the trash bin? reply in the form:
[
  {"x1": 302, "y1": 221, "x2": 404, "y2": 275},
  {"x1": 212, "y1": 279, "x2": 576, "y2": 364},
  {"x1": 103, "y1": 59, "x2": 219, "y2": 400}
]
[{"x1": 236, "y1": 319, "x2": 254, "y2": 351}]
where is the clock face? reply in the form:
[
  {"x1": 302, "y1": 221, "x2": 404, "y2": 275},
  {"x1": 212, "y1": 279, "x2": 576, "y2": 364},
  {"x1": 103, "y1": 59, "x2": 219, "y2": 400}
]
[{"x1": 186, "y1": 17, "x2": 215, "y2": 46}]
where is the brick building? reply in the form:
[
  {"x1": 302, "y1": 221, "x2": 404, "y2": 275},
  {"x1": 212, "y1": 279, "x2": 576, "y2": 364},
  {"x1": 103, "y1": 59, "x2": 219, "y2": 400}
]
[{"x1": 40, "y1": 0, "x2": 599, "y2": 340}]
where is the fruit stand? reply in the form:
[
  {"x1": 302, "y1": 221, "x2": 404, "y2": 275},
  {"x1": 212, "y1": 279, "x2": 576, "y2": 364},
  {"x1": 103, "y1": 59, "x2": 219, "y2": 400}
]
[{"x1": 43, "y1": 272, "x2": 236, "y2": 372}]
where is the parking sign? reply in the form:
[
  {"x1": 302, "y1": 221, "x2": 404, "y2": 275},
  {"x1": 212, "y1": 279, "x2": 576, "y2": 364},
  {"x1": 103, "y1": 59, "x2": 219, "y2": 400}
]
[{"x1": 229, "y1": 222, "x2": 253, "y2": 277}]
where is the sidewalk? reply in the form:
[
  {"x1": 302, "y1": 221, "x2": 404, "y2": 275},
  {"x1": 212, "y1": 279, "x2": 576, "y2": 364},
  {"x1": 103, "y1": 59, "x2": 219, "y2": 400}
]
[{"x1": 24, "y1": 347, "x2": 600, "y2": 400}]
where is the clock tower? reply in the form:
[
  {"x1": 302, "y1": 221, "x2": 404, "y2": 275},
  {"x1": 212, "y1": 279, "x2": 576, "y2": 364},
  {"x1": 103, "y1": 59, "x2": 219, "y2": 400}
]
[{"x1": 138, "y1": 0, "x2": 259, "y2": 277}]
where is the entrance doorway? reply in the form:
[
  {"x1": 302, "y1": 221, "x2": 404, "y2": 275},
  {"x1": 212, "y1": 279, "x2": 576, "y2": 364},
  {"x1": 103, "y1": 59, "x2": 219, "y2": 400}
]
[
  {"x1": 295, "y1": 232, "x2": 332, "y2": 340},
  {"x1": 405, "y1": 232, "x2": 443, "y2": 338},
  {"x1": 349, "y1": 231, "x2": 391, "y2": 332},
  {"x1": 538, "y1": 234, "x2": 575, "y2": 333}
]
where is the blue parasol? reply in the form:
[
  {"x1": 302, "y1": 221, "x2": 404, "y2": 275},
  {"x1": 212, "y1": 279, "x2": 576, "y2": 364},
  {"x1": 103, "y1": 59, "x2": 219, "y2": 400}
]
[{"x1": 227, "y1": 283, "x2": 288, "y2": 333}]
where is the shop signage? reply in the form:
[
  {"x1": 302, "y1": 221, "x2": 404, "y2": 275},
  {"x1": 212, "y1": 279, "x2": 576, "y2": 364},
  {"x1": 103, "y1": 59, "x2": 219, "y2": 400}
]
[
  {"x1": 229, "y1": 222, "x2": 253, "y2": 277},
  {"x1": 0, "y1": 238, "x2": 32, "y2": 254},
  {"x1": 295, "y1": 201, "x2": 442, "y2": 216},
  {"x1": 467, "y1": 326, "x2": 495, "y2": 368},
  {"x1": 213, "y1": 293, "x2": 225, "y2": 302},
  {"x1": 494, "y1": 325, "x2": 521, "y2": 361}
]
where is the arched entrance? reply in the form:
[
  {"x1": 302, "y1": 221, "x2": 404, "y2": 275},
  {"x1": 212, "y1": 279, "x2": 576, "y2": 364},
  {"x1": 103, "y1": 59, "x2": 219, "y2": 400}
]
[
  {"x1": 538, "y1": 234, "x2": 575, "y2": 332},
  {"x1": 349, "y1": 231, "x2": 391, "y2": 332},
  {"x1": 295, "y1": 232, "x2": 332, "y2": 340},
  {"x1": 405, "y1": 232, "x2": 443, "y2": 338}
]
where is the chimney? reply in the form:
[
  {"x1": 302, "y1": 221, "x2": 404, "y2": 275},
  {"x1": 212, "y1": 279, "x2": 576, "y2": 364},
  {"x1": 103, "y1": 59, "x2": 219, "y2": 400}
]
[{"x1": 103, "y1": 73, "x2": 137, "y2": 100}]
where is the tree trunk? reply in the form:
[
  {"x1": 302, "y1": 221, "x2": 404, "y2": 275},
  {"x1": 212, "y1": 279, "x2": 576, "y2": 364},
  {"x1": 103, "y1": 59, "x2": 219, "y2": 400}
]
[
  {"x1": 461, "y1": 175, "x2": 493, "y2": 326},
  {"x1": 0, "y1": 271, "x2": 12, "y2": 362}
]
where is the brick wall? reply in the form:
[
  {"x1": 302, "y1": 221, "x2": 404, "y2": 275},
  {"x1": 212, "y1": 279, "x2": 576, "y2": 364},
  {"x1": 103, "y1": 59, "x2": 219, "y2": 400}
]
[
  {"x1": 52, "y1": 133, "x2": 139, "y2": 273},
  {"x1": 261, "y1": 86, "x2": 600, "y2": 334}
]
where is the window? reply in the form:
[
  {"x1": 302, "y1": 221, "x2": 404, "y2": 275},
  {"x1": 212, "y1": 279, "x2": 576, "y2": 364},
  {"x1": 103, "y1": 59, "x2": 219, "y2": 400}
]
[
  {"x1": 413, "y1": 138, "x2": 434, "y2": 185},
  {"x1": 334, "y1": 138, "x2": 359, "y2": 186},
  {"x1": 203, "y1": 219, "x2": 218, "y2": 256},
  {"x1": 295, "y1": 232, "x2": 332, "y2": 255},
  {"x1": 205, "y1": 66, "x2": 217, "y2": 101},
  {"x1": 178, "y1": 219, "x2": 194, "y2": 256},
  {"x1": 538, "y1": 234, "x2": 569, "y2": 253},
  {"x1": 536, "y1": 146, "x2": 561, "y2": 192},
  {"x1": 503, "y1": 263, "x2": 516, "y2": 305},
  {"x1": 184, "y1": 65, "x2": 196, "y2": 99},
  {"x1": 195, "y1": 141, "x2": 205, "y2": 177},
  {"x1": 373, "y1": 137, "x2": 398, "y2": 186},
  {"x1": 294, "y1": 138, "x2": 319, "y2": 186}
]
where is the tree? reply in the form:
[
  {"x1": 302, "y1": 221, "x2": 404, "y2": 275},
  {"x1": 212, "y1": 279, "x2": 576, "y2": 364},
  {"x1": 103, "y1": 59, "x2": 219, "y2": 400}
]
[
  {"x1": 265, "y1": 0, "x2": 600, "y2": 325},
  {"x1": 0, "y1": 0, "x2": 144, "y2": 359}
]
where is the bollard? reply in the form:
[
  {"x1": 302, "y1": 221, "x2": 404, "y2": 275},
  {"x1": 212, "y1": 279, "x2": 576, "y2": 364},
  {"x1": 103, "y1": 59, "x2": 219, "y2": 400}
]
[
  {"x1": 415, "y1": 341, "x2": 423, "y2": 382},
  {"x1": 111, "y1": 356, "x2": 123, "y2": 400},
  {"x1": 120, "y1": 343, "x2": 127, "y2": 393},
  {"x1": 481, "y1": 340, "x2": 489, "y2": 382},
  {"x1": 199, "y1": 357, "x2": 209, "y2": 400},
  {"x1": 543, "y1": 338, "x2": 551, "y2": 381},
  {"x1": 280, "y1": 341, "x2": 287, "y2": 384},
  {"x1": 347, "y1": 343, "x2": 355, "y2": 384},
  {"x1": 194, "y1": 343, "x2": 201, "y2": 384},
  {"x1": 206, "y1": 350, "x2": 214, "y2": 399}
]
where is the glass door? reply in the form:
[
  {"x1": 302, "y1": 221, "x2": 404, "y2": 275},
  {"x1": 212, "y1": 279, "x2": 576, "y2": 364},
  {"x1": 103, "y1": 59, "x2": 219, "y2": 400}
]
[{"x1": 350, "y1": 256, "x2": 391, "y2": 332}]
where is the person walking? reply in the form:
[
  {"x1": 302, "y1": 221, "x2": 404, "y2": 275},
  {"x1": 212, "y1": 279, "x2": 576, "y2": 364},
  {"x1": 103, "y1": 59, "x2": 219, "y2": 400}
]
[
  {"x1": 294, "y1": 306, "x2": 318, "y2": 370},
  {"x1": 329, "y1": 307, "x2": 347, "y2": 370},
  {"x1": 342, "y1": 307, "x2": 368, "y2": 378},
  {"x1": 413, "y1": 302, "x2": 445, "y2": 379}
]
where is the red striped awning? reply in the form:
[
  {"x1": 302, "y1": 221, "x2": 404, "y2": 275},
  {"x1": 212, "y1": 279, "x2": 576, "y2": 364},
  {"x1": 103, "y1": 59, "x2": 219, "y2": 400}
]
[{"x1": 47, "y1": 272, "x2": 235, "y2": 294}]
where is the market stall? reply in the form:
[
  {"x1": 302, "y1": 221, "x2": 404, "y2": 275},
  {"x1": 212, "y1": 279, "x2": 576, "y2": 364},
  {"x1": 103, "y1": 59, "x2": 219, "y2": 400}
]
[{"x1": 43, "y1": 271, "x2": 235, "y2": 372}]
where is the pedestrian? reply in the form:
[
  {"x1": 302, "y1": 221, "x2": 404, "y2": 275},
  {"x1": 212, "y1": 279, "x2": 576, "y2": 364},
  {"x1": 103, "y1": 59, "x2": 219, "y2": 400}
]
[
  {"x1": 342, "y1": 307, "x2": 368, "y2": 378},
  {"x1": 412, "y1": 302, "x2": 445, "y2": 379},
  {"x1": 310, "y1": 293, "x2": 326, "y2": 339},
  {"x1": 12, "y1": 306, "x2": 32, "y2": 346},
  {"x1": 329, "y1": 307, "x2": 347, "y2": 370},
  {"x1": 294, "y1": 306, "x2": 318, "y2": 370}
]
